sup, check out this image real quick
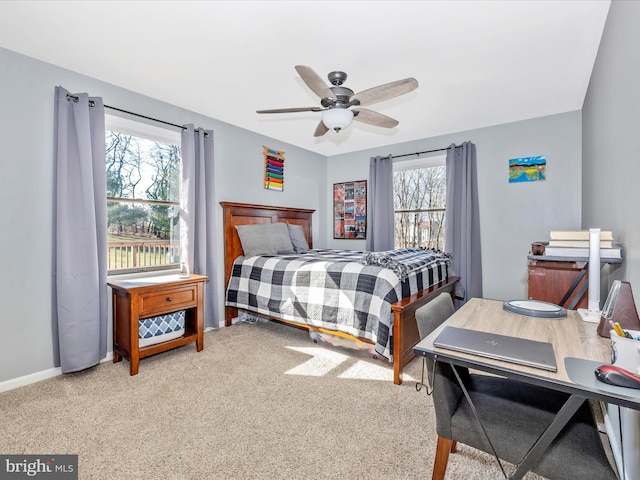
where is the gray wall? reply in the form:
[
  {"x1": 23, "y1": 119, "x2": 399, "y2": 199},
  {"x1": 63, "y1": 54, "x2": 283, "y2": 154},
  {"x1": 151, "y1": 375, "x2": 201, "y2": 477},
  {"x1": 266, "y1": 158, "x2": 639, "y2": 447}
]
[
  {"x1": 0, "y1": 47, "x2": 326, "y2": 383},
  {"x1": 5, "y1": 12, "x2": 626, "y2": 385},
  {"x1": 583, "y1": 0, "x2": 640, "y2": 293},
  {"x1": 326, "y1": 111, "x2": 583, "y2": 302}
]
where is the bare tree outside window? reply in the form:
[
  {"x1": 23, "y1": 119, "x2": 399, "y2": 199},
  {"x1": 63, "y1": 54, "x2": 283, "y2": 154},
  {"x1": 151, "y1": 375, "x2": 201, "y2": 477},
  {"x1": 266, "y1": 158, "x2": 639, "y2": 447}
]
[
  {"x1": 393, "y1": 163, "x2": 446, "y2": 250},
  {"x1": 106, "y1": 130, "x2": 181, "y2": 273}
]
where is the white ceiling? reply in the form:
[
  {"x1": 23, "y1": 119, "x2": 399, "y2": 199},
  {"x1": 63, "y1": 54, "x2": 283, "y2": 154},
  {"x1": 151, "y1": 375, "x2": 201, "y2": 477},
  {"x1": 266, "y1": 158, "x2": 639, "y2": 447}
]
[{"x1": 0, "y1": 1, "x2": 610, "y2": 157}]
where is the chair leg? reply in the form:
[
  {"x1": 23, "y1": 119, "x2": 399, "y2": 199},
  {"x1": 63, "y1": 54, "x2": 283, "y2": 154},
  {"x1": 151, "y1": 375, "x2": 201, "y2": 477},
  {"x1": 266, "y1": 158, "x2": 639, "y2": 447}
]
[
  {"x1": 432, "y1": 435, "x2": 454, "y2": 480},
  {"x1": 450, "y1": 440, "x2": 457, "y2": 453}
]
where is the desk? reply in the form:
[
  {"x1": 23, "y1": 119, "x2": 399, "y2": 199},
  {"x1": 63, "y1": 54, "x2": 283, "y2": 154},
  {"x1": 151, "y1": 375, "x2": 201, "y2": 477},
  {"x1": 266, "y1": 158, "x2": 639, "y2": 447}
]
[{"x1": 414, "y1": 297, "x2": 640, "y2": 479}]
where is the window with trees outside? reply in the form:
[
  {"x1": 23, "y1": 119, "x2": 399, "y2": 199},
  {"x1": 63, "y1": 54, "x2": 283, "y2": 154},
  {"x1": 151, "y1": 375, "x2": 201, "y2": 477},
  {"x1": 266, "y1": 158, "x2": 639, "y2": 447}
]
[
  {"x1": 105, "y1": 116, "x2": 182, "y2": 274},
  {"x1": 393, "y1": 155, "x2": 446, "y2": 251}
]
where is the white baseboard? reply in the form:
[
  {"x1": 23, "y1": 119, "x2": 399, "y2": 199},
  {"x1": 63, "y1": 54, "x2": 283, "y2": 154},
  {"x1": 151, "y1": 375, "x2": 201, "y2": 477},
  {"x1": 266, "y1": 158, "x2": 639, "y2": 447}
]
[
  {"x1": 0, "y1": 330, "x2": 220, "y2": 394},
  {"x1": 0, "y1": 352, "x2": 114, "y2": 393},
  {"x1": 0, "y1": 367, "x2": 62, "y2": 393}
]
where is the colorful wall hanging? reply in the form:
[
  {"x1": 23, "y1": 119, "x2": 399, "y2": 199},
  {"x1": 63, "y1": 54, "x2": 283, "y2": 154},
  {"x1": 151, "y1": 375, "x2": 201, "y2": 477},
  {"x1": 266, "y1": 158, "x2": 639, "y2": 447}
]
[
  {"x1": 508, "y1": 155, "x2": 546, "y2": 183},
  {"x1": 264, "y1": 146, "x2": 285, "y2": 191},
  {"x1": 333, "y1": 180, "x2": 367, "y2": 239}
]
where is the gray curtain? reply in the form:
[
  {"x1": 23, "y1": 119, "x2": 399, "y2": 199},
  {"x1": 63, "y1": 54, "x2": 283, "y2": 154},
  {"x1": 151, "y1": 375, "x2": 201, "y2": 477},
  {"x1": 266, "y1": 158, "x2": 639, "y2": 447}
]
[
  {"x1": 366, "y1": 154, "x2": 394, "y2": 251},
  {"x1": 53, "y1": 86, "x2": 108, "y2": 372},
  {"x1": 181, "y1": 125, "x2": 218, "y2": 328},
  {"x1": 445, "y1": 141, "x2": 482, "y2": 305}
]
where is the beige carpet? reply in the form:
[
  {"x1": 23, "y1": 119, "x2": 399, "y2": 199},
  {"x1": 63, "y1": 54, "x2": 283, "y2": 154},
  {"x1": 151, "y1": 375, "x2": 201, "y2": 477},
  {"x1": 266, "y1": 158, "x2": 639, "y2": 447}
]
[{"x1": 0, "y1": 319, "x2": 547, "y2": 479}]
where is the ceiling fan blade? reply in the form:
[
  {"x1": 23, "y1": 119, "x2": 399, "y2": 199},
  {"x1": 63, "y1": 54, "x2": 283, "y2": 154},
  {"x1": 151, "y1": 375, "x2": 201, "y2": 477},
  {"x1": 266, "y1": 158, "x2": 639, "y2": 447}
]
[
  {"x1": 295, "y1": 65, "x2": 337, "y2": 101},
  {"x1": 313, "y1": 120, "x2": 329, "y2": 137},
  {"x1": 351, "y1": 78, "x2": 418, "y2": 107},
  {"x1": 257, "y1": 107, "x2": 322, "y2": 114},
  {"x1": 352, "y1": 108, "x2": 399, "y2": 128}
]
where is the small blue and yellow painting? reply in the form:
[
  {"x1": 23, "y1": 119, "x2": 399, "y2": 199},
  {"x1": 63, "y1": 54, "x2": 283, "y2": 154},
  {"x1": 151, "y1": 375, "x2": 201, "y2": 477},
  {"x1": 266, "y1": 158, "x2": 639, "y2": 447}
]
[{"x1": 508, "y1": 155, "x2": 546, "y2": 183}]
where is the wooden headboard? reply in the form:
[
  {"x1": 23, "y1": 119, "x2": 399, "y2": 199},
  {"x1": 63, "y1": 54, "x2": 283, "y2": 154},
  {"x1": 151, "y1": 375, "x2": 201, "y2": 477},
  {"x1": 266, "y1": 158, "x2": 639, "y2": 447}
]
[{"x1": 220, "y1": 202, "x2": 315, "y2": 291}]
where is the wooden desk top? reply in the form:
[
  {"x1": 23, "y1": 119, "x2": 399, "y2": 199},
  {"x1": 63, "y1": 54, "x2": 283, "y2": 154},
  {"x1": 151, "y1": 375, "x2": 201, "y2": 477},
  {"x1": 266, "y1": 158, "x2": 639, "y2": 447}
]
[
  {"x1": 416, "y1": 297, "x2": 611, "y2": 384},
  {"x1": 415, "y1": 298, "x2": 640, "y2": 408}
]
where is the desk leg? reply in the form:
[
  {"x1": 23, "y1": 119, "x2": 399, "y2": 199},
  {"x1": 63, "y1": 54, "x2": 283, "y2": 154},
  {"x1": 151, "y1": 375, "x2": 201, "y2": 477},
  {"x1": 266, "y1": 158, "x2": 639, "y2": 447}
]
[
  {"x1": 559, "y1": 261, "x2": 609, "y2": 310},
  {"x1": 511, "y1": 395, "x2": 584, "y2": 480},
  {"x1": 451, "y1": 365, "x2": 509, "y2": 479},
  {"x1": 450, "y1": 365, "x2": 585, "y2": 480},
  {"x1": 558, "y1": 262, "x2": 588, "y2": 309}
]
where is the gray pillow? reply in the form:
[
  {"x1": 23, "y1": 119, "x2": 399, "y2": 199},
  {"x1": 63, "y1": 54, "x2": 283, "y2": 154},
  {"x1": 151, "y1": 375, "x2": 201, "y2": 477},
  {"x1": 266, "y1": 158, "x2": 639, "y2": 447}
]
[
  {"x1": 287, "y1": 223, "x2": 310, "y2": 253},
  {"x1": 235, "y1": 222, "x2": 295, "y2": 257}
]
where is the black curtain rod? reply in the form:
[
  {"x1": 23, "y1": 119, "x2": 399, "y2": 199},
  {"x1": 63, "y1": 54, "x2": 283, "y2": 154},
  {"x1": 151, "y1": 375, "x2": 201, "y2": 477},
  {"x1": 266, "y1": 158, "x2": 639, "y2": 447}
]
[
  {"x1": 104, "y1": 104, "x2": 188, "y2": 131},
  {"x1": 65, "y1": 94, "x2": 209, "y2": 136},
  {"x1": 391, "y1": 145, "x2": 462, "y2": 160}
]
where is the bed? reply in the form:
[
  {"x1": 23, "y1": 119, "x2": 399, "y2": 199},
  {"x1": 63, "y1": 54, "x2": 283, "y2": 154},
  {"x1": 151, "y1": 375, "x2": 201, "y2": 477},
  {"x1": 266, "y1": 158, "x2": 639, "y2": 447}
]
[{"x1": 221, "y1": 201, "x2": 459, "y2": 385}]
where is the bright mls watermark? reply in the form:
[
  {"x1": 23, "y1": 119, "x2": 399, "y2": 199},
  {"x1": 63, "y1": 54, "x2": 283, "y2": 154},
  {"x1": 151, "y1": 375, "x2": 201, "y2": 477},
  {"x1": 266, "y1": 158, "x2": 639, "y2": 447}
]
[{"x1": 0, "y1": 455, "x2": 77, "y2": 479}]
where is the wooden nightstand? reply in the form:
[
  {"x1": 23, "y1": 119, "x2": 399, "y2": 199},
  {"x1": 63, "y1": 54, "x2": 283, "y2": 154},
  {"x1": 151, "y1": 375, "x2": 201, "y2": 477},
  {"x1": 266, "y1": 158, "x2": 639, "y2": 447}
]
[{"x1": 108, "y1": 274, "x2": 208, "y2": 375}]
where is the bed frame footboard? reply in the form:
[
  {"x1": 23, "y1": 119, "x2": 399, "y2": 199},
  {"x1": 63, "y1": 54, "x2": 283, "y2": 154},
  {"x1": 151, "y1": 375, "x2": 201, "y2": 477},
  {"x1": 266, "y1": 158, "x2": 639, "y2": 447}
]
[{"x1": 225, "y1": 274, "x2": 459, "y2": 385}]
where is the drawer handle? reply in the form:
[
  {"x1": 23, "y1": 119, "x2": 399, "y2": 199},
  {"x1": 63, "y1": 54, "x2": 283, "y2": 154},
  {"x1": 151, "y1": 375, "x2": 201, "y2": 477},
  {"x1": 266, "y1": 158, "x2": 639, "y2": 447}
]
[{"x1": 167, "y1": 297, "x2": 173, "y2": 302}]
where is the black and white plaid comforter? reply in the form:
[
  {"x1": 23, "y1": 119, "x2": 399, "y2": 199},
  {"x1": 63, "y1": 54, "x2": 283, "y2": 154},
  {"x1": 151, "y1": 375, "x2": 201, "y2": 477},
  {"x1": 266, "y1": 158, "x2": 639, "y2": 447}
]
[
  {"x1": 225, "y1": 249, "x2": 451, "y2": 360},
  {"x1": 361, "y1": 247, "x2": 451, "y2": 281}
]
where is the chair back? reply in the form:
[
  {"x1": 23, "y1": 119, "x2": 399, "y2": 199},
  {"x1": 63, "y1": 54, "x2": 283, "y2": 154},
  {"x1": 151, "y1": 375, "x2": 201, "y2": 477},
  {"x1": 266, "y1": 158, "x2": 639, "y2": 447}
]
[
  {"x1": 415, "y1": 292, "x2": 468, "y2": 438},
  {"x1": 416, "y1": 292, "x2": 455, "y2": 340}
]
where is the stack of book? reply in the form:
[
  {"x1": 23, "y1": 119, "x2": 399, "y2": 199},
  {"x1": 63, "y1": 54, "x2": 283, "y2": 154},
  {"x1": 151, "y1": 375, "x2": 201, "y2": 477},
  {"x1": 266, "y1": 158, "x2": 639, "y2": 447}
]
[{"x1": 544, "y1": 230, "x2": 621, "y2": 259}]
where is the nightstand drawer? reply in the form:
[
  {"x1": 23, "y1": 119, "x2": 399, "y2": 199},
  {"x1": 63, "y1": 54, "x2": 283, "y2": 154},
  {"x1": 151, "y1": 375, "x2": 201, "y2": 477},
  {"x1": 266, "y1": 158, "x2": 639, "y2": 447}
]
[{"x1": 140, "y1": 285, "x2": 197, "y2": 315}]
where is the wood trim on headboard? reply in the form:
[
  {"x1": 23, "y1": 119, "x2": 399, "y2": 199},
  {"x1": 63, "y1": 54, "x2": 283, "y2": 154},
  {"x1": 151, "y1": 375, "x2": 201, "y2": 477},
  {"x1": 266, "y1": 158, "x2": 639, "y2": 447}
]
[{"x1": 220, "y1": 201, "x2": 315, "y2": 297}]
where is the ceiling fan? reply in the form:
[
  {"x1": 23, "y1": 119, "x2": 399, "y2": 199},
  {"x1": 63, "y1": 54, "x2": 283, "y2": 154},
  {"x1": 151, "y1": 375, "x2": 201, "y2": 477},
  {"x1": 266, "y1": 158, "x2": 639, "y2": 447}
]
[{"x1": 257, "y1": 66, "x2": 419, "y2": 137}]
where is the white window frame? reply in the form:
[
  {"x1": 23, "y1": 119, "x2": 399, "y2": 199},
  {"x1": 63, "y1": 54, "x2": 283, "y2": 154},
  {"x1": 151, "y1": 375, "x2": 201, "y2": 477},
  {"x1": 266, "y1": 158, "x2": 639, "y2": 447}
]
[
  {"x1": 393, "y1": 153, "x2": 446, "y2": 172},
  {"x1": 393, "y1": 153, "x2": 446, "y2": 250},
  {"x1": 105, "y1": 114, "x2": 181, "y2": 146}
]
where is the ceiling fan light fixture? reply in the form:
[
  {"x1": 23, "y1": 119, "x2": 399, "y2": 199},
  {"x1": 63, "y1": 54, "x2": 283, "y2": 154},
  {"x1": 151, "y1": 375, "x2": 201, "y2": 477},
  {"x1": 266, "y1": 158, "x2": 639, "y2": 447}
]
[
  {"x1": 258, "y1": 67, "x2": 416, "y2": 137},
  {"x1": 321, "y1": 108, "x2": 353, "y2": 132}
]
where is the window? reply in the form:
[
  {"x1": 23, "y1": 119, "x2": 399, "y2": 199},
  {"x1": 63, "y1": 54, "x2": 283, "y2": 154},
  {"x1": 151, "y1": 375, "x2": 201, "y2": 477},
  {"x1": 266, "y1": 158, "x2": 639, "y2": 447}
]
[
  {"x1": 393, "y1": 155, "x2": 446, "y2": 251},
  {"x1": 105, "y1": 116, "x2": 182, "y2": 274}
]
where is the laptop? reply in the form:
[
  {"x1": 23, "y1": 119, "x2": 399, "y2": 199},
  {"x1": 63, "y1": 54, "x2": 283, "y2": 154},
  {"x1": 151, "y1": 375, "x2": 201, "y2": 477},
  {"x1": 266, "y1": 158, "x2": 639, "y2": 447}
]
[{"x1": 433, "y1": 326, "x2": 557, "y2": 372}]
